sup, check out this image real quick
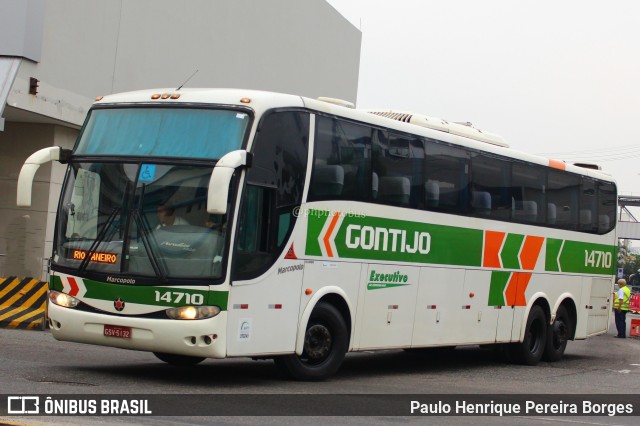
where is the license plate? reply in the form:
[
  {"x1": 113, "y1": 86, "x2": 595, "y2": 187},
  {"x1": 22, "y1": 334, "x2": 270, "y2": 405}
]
[{"x1": 103, "y1": 324, "x2": 131, "y2": 339}]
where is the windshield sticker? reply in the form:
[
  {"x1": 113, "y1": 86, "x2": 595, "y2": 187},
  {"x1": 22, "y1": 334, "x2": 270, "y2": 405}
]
[
  {"x1": 238, "y1": 319, "x2": 252, "y2": 341},
  {"x1": 138, "y1": 164, "x2": 156, "y2": 182}
]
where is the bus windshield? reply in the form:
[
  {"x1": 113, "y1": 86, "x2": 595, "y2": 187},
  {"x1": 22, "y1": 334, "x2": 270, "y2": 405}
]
[
  {"x1": 75, "y1": 107, "x2": 250, "y2": 159},
  {"x1": 54, "y1": 162, "x2": 228, "y2": 281}
]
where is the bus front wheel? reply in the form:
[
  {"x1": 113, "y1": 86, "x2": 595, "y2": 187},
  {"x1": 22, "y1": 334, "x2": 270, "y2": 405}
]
[
  {"x1": 153, "y1": 352, "x2": 206, "y2": 366},
  {"x1": 508, "y1": 305, "x2": 547, "y2": 365},
  {"x1": 274, "y1": 302, "x2": 348, "y2": 381}
]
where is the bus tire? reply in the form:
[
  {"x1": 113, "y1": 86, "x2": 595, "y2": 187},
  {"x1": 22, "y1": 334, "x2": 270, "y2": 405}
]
[
  {"x1": 542, "y1": 305, "x2": 571, "y2": 362},
  {"x1": 274, "y1": 302, "x2": 348, "y2": 381},
  {"x1": 153, "y1": 352, "x2": 205, "y2": 366},
  {"x1": 508, "y1": 305, "x2": 547, "y2": 366}
]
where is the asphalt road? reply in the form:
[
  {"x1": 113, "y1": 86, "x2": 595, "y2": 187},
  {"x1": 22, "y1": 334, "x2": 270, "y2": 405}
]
[{"x1": 1, "y1": 316, "x2": 639, "y2": 425}]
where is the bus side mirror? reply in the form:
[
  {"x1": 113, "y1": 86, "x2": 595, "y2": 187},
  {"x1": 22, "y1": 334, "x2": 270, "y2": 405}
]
[
  {"x1": 17, "y1": 146, "x2": 70, "y2": 207},
  {"x1": 207, "y1": 150, "x2": 252, "y2": 214}
]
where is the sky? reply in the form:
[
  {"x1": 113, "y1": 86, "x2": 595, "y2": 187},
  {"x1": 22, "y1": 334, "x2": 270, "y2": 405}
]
[{"x1": 326, "y1": 0, "x2": 640, "y2": 197}]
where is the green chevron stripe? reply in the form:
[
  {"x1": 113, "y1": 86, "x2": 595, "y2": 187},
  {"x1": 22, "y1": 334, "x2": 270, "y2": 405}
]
[
  {"x1": 500, "y1": 234, "x2": 524, "y2": 269},
  {"x1": 488, "y1": 271, "x2": 511, "y2": 306}
]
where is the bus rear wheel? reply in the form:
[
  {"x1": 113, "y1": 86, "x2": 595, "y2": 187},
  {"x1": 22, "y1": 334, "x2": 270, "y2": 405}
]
[
  {"x1": 508, "y1": 305, "x2": 547, "y2": 365},
  {"x1": 542, "y1": 305, "x2": 571, "y2": 362},
  {"x1": 153, "y1": 352, "x2": 206, "y2": 366},
  {"x1": 274, "y1": 302, "x2": 348, "y2": 381}
]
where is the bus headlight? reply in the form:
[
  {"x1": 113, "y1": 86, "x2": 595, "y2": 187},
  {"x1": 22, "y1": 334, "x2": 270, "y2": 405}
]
[
  {"x1": 48, "y1": 290, "x2": 79, "y2": 308},
  {"x1": 165, "y1": 306, "x2": 221, "y2": 320}
]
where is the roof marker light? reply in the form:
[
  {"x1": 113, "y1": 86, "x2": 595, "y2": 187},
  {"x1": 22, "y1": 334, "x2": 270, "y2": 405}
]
[
  {"x1": 240, "y1": 98, "x2": 251, "y2": 104},
  {"x1": 151, "y1": 94, "x2": 161, "y2": 99},
  {"x1": 161, "y1": 93, "x2": 170, "y2": 99},
  {"x1": 95, "y1": 96, "x2": 103, "y2": 101},
  {"x1": 170, "y1": 93, "x2": 181, "y2": 99}
]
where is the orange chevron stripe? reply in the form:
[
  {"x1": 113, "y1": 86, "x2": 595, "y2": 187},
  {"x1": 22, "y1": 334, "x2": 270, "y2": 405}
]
[
  {"x1": 548, "y1": 159, "x2": 566, "y2": 170},
  {"x1": 505, "y1": 272, "x2": 532, "y2": 306},
  {"x1": 483, "y1": 231, "x2": 505, "y2": 268},
  {"x1": 519, "y1": 236, "x2": 544, "y2": 270},
  {"x1": 322, "y1": 213, "x2": 340, "y2": 257}
]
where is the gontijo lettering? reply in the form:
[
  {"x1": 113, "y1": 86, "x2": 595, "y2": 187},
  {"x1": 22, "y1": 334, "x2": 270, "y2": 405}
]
[{"x1": 346, "y1": 224, "x2": 431, "y2": 254}]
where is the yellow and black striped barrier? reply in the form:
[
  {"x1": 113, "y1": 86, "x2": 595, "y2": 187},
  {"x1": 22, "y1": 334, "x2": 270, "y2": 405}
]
[{"x1": 0, "y1": 277, "x2": 48, "y2": 330}]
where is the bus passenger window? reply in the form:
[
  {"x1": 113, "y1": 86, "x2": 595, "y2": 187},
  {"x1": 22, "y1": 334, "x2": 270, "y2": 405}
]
[
  {"x1": 424, "y1": 139, "x2": 469, "y2": 214},
  {"x1": 373, "y1": 131, "x2": 424, "y2": 208},
  {"x1": 511, "y1": 162, "x2": 546, "y2": 224},
  {"x1": 470, "y1": 154, "x2": 511, "y2": 220},
  {"x1": 547, "y1": 170, "x2": 580, "y2": 230},
  {"x1": 310, "y1": 116, "x2": 372, "y2": 202},
  {"x1": 598, "y1": 182, "x2": 616, "y2": 234},
  {"x1": 579, "y1": 178, "x2": 598, "y2": 232}
]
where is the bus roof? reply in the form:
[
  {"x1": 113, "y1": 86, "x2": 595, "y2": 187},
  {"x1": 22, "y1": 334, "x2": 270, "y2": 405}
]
[{"x1": 93, "y1": 88, "x2": 615, "y2": 184}]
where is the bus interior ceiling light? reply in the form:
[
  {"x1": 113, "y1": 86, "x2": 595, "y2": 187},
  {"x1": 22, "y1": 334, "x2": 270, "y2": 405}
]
[
  {"x1": 165, "y1": 306, "x2": 221, "y2": 320},
  {"x1": 49, "y1": 290, "x2": 79, "y2": 308}
]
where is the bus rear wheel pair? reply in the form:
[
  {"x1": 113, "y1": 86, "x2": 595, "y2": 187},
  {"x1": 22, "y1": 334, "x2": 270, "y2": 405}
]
[{"x1": 508, "y1": 305, "x2": 571, "y2": 365}]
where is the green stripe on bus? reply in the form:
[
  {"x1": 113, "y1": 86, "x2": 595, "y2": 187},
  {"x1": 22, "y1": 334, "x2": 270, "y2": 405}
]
[
  {"x1": 488, "y1": 271, "x2": 511, "y2": 306},
  {"x1": 501, "y1": 234, "x2": 524, "y2": 269},
  {"x1": 305, "y1": 210, "x2": 615, "y2": 275},
  {"x1": 545, "y1": 239, "x2": 616, "y2": 275},
  {"x1": 50, "y1": 275, "x2": 228, "y2": 310},
  {"x1": 306, "y1": 210, "x2": 483, "y2": 266}
]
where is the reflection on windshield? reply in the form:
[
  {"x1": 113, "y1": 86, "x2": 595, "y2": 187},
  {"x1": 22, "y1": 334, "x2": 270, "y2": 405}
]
[{"x1": 55, "y1": 162, "x2": 227, "y2": 281}]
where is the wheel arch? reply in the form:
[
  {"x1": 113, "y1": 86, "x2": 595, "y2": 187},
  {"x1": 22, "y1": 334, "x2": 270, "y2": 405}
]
[
  {"x1": 518, "y1": 293, "x2": 551, "y2": 341},
  {"x1": 295, "y1": 286, "x2": 353, "y2": 355}
]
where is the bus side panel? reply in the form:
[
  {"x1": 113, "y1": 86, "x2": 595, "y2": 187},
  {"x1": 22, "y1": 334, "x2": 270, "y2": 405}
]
[
  {"x1": 462, "y1": 269, "x2": 500, "y2": 344},
  {"x1": 411, "y1": 267, "x2": 466, "y2": 347},
  {"x1": 225, "y1": 259, "x2": 305, "y2": 357}
]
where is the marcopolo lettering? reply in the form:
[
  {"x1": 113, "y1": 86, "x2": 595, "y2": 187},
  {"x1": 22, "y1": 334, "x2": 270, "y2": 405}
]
[
  {"x1": 346, "y1": 224, "x2": 431, "y2": 254},
  {"x1": 278, "y1": 264, "x2": 304, "y2": 275}
]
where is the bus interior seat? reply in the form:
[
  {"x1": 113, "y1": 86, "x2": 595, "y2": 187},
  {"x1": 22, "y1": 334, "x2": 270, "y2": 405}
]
[
  {"x1": 598, "y1": 214, "x2": 611, "y2": 233},
  {"x1": 378, "y1": 176, "x2": 411, "y2": 205},
  {"x1": 471, "y1": 191, "x2": 491, "y2": 215},
  {"x1": 513, "y1": 200, "x2": 537, "y2": 222},
  {"x1": 579, "y1": 209, "x2": 593, "y2": 227},
  {"x1": 547, "y1": 203, "x2": 557, "y2": 224},
  {"x1": 372, "y1": 172, "x2": 379, "y2": 199},
  {"x1": 425, "y1": 180, "x2": 440, "y2": 208},
  {"x1": 313, "y1": 165, "x2": 344, "y2": 197}
]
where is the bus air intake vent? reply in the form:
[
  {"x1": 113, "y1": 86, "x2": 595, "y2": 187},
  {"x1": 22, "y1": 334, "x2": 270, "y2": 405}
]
[
  {"x1": 369, "y1": 111, "x2": 413, "y2": 123},
  {"x1": 367, "y1": 110, "x2": 509, "y2": 148}
]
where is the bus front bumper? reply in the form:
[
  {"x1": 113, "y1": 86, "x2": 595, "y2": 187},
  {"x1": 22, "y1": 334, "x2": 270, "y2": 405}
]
[{"x1": 47, "y1": 302, "x2": 227, "y2": 359}]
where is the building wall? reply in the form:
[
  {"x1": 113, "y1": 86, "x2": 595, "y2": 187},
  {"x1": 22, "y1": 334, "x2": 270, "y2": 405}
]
[
  {"x1": 0, "y1": 0, "x2": 360, "y2": 279},
  {"x1": 0, "y1": 123, "x2": 49, "y2": 277},
  {"x1": 13, "y1": 0, "x2": 360, "y2": 125}
]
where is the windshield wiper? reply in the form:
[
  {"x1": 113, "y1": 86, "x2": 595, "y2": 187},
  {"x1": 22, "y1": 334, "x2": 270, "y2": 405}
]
[
  {"x1": 133, "y1": 211, "x2": 168, "y2": 282},
  {"x1": 79, "y1": 207, "x2": 120, "y2": 272}
]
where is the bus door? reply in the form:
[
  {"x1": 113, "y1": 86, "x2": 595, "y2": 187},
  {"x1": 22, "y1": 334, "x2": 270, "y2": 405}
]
[{"x1": 355, "y1": 264, "x2": 420, "y2": 349}]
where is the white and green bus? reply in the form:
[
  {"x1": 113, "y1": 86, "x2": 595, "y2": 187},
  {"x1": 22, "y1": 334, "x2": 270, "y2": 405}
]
[{"x1": 17, "y1": 89, "x2": 617, "y2": 380}]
